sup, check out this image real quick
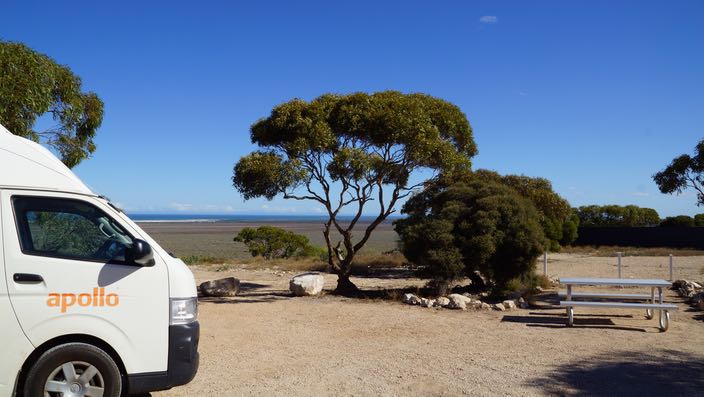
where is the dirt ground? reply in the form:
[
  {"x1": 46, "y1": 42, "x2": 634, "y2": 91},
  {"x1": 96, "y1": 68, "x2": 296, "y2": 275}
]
[{"x1": 154, "y1": 254, "x2": 704, "y2": 396}]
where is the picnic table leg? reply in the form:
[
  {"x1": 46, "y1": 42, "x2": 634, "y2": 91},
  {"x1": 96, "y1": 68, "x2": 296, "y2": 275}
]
[
  {"x1": 658, "y1": 286, "x2": 670, "y2": 332},
  {"x1": 566, "y1": 285, "x2": 573, "y2": 327},
  {"x1": 646, "y1": 287, "x2": 654, "y2": 319}
]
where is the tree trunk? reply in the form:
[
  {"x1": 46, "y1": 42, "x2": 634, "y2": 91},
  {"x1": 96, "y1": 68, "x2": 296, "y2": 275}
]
[{"x1": 333, "y1": 273, "x2": 361, "y2": 296}]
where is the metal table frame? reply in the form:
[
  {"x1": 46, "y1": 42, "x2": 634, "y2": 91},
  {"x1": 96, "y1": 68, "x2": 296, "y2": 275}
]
[{"x1": 560, "y1": 277, "x2": 674, "y2": 331}]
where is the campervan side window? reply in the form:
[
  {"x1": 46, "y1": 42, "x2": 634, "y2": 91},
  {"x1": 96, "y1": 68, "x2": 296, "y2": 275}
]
[{"x1": 12, "y1": 196, "x2": 135, "y2": 263}]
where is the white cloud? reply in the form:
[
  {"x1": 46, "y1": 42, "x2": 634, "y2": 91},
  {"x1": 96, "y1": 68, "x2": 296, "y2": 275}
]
[
  {"x1": 169, "y1": 203, "x2": 235, "y2": 212},
  {"x1": 479, "y1": 15, "x2": 497, "y2": 24},
  {"x1": 259, "y1": 204, "x2": 299, "y2": 213},
  {"x1": 170, "y1": 203, "x2": 194, "y2": 212}
]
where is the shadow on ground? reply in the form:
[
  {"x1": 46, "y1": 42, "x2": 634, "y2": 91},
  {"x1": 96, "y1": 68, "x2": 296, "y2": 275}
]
[
  {"x1": 501, "y1": 312, "x2": 648, "y2": 332},
  {"x1": 527, "y1": 350, "x2": 704, "y2": 396}
]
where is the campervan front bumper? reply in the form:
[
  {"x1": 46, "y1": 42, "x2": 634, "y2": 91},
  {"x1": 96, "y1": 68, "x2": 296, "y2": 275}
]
[{"x1": 126, "y1": 321, "x2": 200, "y2": 394}]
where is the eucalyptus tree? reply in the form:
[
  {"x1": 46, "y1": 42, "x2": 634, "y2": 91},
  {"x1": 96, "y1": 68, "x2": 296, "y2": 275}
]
[
  {"x1": 654, "y1": 139, "x2": 704, "y2": 206},
  {"x1": 0, "y1": 41, "x2": 103, "y2": 167},
  {"x1": 232, "y1": 91, "x2": 476, "y2": 294}
]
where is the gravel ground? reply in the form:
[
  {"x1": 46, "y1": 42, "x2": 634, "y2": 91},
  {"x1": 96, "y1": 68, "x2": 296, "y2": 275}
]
[{"x1": 154, "y1": 254, "x2": 704, "y2": 396}]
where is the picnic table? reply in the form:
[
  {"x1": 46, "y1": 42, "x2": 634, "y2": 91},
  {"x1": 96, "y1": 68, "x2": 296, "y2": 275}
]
[{"x1": 559, "y1": 277, "x2": 678, "y2": 332}]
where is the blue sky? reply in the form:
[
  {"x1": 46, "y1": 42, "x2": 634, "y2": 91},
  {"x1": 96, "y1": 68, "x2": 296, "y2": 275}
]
[{"x1": 3, "y1": 1, "x2": 703, "y2": 216}]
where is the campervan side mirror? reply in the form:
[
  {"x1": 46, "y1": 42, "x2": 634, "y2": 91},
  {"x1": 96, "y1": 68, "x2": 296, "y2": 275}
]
[{"x1": 126, "y1": 239, "x2": 155, "y2": 267}]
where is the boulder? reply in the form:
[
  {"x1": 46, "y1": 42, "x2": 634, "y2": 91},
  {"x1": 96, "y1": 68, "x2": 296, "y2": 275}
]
[
  {"x1": 435, "y1": 297, "x2": 451, "y2": 307},
  {"x1": 518, "y1": 297, "x2": 529, "y2": 309},
  {"x1": 199, "y1": 277, "x2": 240, "y2": 297},
  {"x1": 673, "y1": 279, "x2": 703, "y2": 299},
  {"x1": 419, "y1": 298, "x2": 435, "y2": 308},
  {"x1": 480, "y1": 302, "x2": 492, "y2": 310},
  {"x1": 289, "y1": 273, "x2": 325, "y2": 296},
  {"x1": 502, "y1": 300, "x2": 517, "y2": 310},
  {"x1": 493, "y1": 303, "x2": 506, "y2": 311},
  {"x1": 447, "y1": 294, "x2": 472, "y2": 310},
  {"x1": 402, "y1": 293, "x2": 421, "y2": 305}
]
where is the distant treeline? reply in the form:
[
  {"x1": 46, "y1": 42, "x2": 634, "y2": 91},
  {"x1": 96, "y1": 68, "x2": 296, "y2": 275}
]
[{"x1": 575, "y1": 205, "x2": 704, "y2": 228}]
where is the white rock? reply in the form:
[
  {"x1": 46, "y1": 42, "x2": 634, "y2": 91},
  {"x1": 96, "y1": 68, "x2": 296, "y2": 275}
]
[
  {"x1": 447, "y1": 294, "x2": 472, "y2": 310},
  {"x1": 502, "y1": 300, "x2": 517, "y2": 310},
  {"x1": 289, "y1": 273, "x2": 325, "y2": 296},
  {"x1": 480, "y1": 302, "x2": 492, "y2": 310},
  {"x1": 402, "y1": 293, "x2": 421, "y2": 305},
  {"x1": 493, "y1": 303, "x2": 506, "y2": 311},
  {"x1": 420, "y1": 298, "x2": 437, "y2": 308},
  {"x1": 435, "y1": 297, "x2": 451, "y2": 307}
]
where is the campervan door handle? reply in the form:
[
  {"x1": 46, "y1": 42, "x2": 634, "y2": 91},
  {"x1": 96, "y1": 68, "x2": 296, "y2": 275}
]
[{"x1": 13, "y1": 273, "x2": 44, "y2": 284}]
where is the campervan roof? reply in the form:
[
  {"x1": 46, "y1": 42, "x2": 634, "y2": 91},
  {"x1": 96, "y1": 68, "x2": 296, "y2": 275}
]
[{"x1": 0, "y1": 123, "x2": 93, "y2": 195}]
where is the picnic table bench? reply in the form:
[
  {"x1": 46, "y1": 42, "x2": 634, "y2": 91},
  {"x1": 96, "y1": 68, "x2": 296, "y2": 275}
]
[{"x1": 559, "y1": 278, "x2": 678, "y2": 332}]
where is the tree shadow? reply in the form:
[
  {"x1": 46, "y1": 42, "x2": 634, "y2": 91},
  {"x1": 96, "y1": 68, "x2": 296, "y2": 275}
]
[
  {"x1": 198, "y1": 295, "x2": 289, "y2": 304},
  {"x1": 238, "y1": 281, "x2": 271, "y2": 292},
  {"x1": 351, "y1": 267, "x2": 418, "y2": 280},
  {"x1": 527, "y1": 350, "x2": 704, "y2": 396}
]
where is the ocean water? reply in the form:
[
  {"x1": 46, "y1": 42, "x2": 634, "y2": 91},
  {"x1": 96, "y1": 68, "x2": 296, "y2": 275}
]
[{"x1": 128, "y1": 213, "x2": 401, "y2": 223}]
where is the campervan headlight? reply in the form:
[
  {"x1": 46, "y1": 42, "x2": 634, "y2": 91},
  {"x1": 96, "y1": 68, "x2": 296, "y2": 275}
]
[{"x1": 170, "y1": 297, "x2": 198, "y2": 325}]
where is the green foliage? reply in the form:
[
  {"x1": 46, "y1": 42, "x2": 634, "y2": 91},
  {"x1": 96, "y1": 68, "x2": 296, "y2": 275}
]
[
  {"x1": 659, "y1": 215, "x2": 695, "y2": 228},
  {"x1": 234, "y1": 226, "x2": 321, "y2": 259},
  {"x1": 395, "y1": 177, "x2": 545, "y2": 292},
  {"x1": 232, "y1": 91, "x2": 477, "y2": 292},
  {"x1": 695, "y1": 214, "x2": 704, "y2": 227},
  {"x1": 0, "y1": 41, "x2": 104, "y2": 168},
  {"x1": 653, "y1": 139, "x2": 704, "y2": 206},
  {"x1": 30, "y1": 212, "x2": 105, "y2": 257},
  {"x1": 576, "y1": 205, "x2": 661, "y2": 227},
  {"x1": 470, "y1": 170, "x2": 578, "y2": 250}
]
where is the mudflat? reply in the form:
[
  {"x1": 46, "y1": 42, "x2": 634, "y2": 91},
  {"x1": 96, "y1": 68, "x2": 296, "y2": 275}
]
[
  {"x1": 138, "y1": 219, "x2": 398, "y2": 259},
  {"x1": 154, "y1": 253, "x2": 704, "y2": 396}
]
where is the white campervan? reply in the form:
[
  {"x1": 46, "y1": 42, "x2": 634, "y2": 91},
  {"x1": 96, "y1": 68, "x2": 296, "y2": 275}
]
[{"x1": 0, "y1": 123, "x2": 199, "y2": 396}]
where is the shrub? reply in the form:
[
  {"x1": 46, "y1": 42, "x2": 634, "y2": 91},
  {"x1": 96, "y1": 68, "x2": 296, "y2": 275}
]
[
  {"x1": 471, "y1": 170, "x2": 577, "y2": 249},
  {"x1": 576, "y1": 205, "x2": 660, "y2": 227},
  {"x1": 694, "y1": 214, "x2": 704, "y2": 227},
  {"x1": 660, "y1": 215, "x2": 695, "y2": 228},
  {"x1": 234, "y1": 226, "x2": 321, "y2": 259},
  {"x1": 395, "y1": 177, "x2": 545, "y2": 293}
]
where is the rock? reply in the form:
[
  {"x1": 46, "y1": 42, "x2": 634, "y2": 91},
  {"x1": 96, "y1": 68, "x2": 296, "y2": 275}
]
[
  {"x1": 402, "y1": 293, "x2": 421, "y2": 305},
  {"x1": 502, "y1": 300, "x2": 517, "y2": 310},
  {"x1": 493, "y1": 303, "x2": 506, "y2": 311},
  {"x1": 480, "y1": 302, "x2": 491, "y2": 310},
  {"x1": 672, "y1": 279, "x2": 688, "y2": 289},
  {"x1": 435, "y1": 297, "x2": 451, "y2": 307},
  {"x1": 469, "y1": 300, "x2": 483, "y2": 309},
  {"x1": 673, "y1": 279, "x2": 703, "y2": 299},
  {"x1": 289, "y1": 273, "x2": 325, "y2": 296},
  {"x1": 447, "y1": 294, "x2": 473, "y2": 310},
  {"x1": 199, "y1": 277, "x2": 240, "y2": 297},
  {"x1": 690, "y1": 292, "x2": 704, "y2": 307},
  {"x1": 420, "y1": 298, "x2": 436, "y2": 308},
  {"x1": 462, "y1": 292, "x2": 472, "y2": 298},
  {"x1": 518, "y1": 297, "x2": 529, "y2": 309}
]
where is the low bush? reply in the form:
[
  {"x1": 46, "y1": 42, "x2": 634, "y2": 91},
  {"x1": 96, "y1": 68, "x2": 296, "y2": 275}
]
[
  {"x1": 396, "y1": 177, "x2": 545, "y2": 294},
  {"x1": 660, "y1": 215, "x2": 695, "y2": 228},
  {"x1": 234, "y1": 225, "x2": 322, "y2": 259}
]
